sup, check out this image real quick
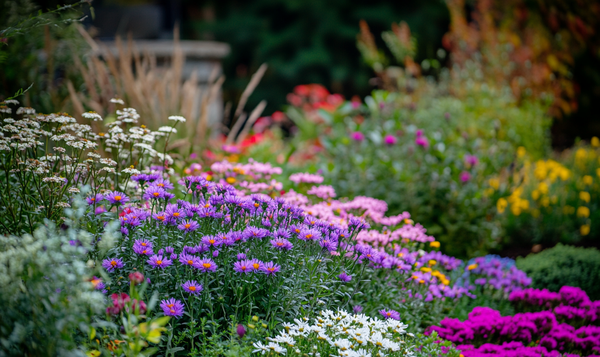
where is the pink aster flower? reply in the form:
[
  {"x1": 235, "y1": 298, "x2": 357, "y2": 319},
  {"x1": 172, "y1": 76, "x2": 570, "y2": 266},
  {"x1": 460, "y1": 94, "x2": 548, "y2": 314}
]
[
  {"x1": 105, "y1": 191, "x2": 129, "y2": 205},
  {"x1": 182, "y1": 280, "x2": 203, "y2": 295},
  {"x1": 464, "y1": 154, "x2": 478, "y2": 167},
  {"x1": 379, "y1": 309, "x2": 401, "y2": 320},
  {"x1": 460, "y1": 171, "x2": 471, "y2": 183},
  {"x1": 415, "y1": 136, "x2": 429, "y2": 148},
  {"x1": 147, "y1": 254, "x2": 173, "y2": 269},
  {"x1": 260, "y1": 261, "x2": 281, "y2": 276},
  {"x1": 384, "y1": 134, "x2": 397, "y2": 145},
  {"x1": 102, "y1": 257, "x2": 124, "y2": 272},
  {"x1": 193, "y1": 258, "x2": 218, "y2": 272},
  {"x1": 177, "y1": 219, "x2": 200, "y2": 232},
  {"x1": 351, "y1": 131, "x2": 365, "y2": 142},
  {"x1": 160, "y1": 298, "x2": 184, "y2": 318}
]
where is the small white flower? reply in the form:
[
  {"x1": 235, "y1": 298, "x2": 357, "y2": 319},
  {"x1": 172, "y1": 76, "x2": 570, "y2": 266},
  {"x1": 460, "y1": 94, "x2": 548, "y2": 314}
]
[
  {"x1": 110, "y1": 98, "x2": 125, "y2": 104},
  {"x1": 122, "y1": 167, "x2": 141, "y2": 175},
  {"x1": 168, "y1": 115, "x2": 186, "y2": 122},
  {"x1": 82, "y1": 111, "x2": 103, "y2": 121},
  {"x1": 158, "y1": 126, "x2": 177, "y2": 134},
  {"x1": 3, "y1": 99, "x2": 19, "y2": 105}
]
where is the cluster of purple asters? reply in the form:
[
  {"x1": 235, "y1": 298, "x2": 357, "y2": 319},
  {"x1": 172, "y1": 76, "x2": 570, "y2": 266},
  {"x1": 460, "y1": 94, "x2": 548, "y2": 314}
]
[{"x1": 455, "y1": 255, "x2": 532, "y2": 294}]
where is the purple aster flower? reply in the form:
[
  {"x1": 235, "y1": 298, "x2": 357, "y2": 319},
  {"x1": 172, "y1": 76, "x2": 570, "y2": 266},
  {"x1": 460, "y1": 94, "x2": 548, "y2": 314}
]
[
  {"x1": 165, "y1": 246, "x2": 174, "y2": 254},
  {"x1": 134, "y1": 239, "x2": 153, "y2": 249},
  {"x1": 249, "y1": 259, "x2": 264, "y2": 272},
  {"x1": 179, "y1": 253, "x2": 200, "y2": 267},
  {"x1": 201, "y1": 235, "x2": 221, "y2": 248},
  {"x1": 165, "y1": 204, "x2": 185, "y2": 221},
  {"x1": 147, "y1": 255, "x2": 173, "y2": 269},
  {"x1": 234, "y1": 259, "x2": 253, "y2": 274},
  {"x1": 379, "y1": 309, "x2": 401, "y2": 320},
  {"x1": 86, "y1": 193, "x2": 104, "y2": 205},
  {"x1": 182, "y1": 280, "x2": 203, "y2": 295},
  {"x1": 143, "y1": 185, "x2": 166, "y2": 200},
  {"x1": 133, "y1": 244, "x2": 153, "y2": 256},
  {"x1": 298, "y1": 228, "x2": 322, "y2": 241},
  {"x1": 105, "y1": 191, "x2": 129, "y2": 205},
  {"x1": 154, "y1": 178, "x2": 174, "y2": 190},
  {"x1": 215, "y1": 232, "x2": 234, "y2": 246},
  {"x1": 260, "y1": 261, "x2": 281, "y2": 276},
  {"x1": 338, "y1": 272, "x2": 352, "y2": 283},
  {"x1": 120, "y1": 226, "x2": 129, "y2": 235},
  {"x1": 193, "y1": 258, "x2": 218, "y2": 272},
  {"x1": 94, "y1": 206, "x2": 106, "y2": 215},
  {"x1": 237, "y1": 253, "x2": 247, "y2": 260},
  {"x1": 212, "y1": 250, "x2": 219, "y2": 258},
  {"x1": 270, "y1": 238, "x2": 293, "y2": 251},
  {"x1": 102, "y1": 258, "x2": 124, "y2": 272},
  {"x1": 244, "y1": 226, "x2": 269, "y2": 239},
  {"x1": 160, "y1": 298, "x2": 184, "y2": 318},
  {"x1": 353, "y1": 305, "x2": 363, "y2": 313},
  {"x1": 177, "y1": 219, "x2": 200, "y2": 232}
]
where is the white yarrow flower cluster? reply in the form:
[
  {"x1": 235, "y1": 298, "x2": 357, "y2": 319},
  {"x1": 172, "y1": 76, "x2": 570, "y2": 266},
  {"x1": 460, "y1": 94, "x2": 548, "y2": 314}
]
[
  {"x1": 168, "y1": 115, "x2": 186, "y2": 122},
  {"x1": 254, "y1": 310, "x2": 415, "y2": 357},
  {"x1": 82, "y1": 112, "x2": 103, "y2": 121}
]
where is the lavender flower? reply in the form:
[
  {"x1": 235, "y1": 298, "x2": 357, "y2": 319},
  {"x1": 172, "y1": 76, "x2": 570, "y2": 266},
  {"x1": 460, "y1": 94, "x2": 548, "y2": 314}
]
[
  {"x1": 260, "y1": 261, "x2": 281, "y2": 276},
  {"x1": 177, "y1": 219, "x2": 200, "y2": 232},
  {"x1": 102, "y1": 258, "x2": 124, "y2": 272},
  {"x1": 147, "y1": 255, "x2": 173, "y2": 269},
  {"x1": 105, "y1": 191, "x2": 129, "y2": 205},
  {"x1": 86, "y1": 193, "x2": 104, "y2": 205},
  {"x1": 379, "y1": 309, "x2": 401, "y2": 320},
  {"x1": 182, "y1": 280, "x2": 203, "y2": 295},
  {"x1": 194, "y1": 258, "x2": 218, "y2": 272},
  {"x1": 270, "y1": 238, "x2": 293, "y2": 251},
  {"x1": 160, "y1": 298, "x2": 184, "y2": 318},
  {"x1": 234, "y1": 259, "x2": 253, "y2": 274},
  {"x1": 338, "y1": 272, "x2": 352, "y2": 282}
]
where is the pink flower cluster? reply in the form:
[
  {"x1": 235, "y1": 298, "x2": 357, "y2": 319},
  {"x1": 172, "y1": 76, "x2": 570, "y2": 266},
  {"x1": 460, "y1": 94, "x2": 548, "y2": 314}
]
[
  {"x1": 510, "y1": 286, "x2": 600, "y2": 326},
  {"x1": 428, "y1": 306, "x2": 600, "y2": 357},
  {"x1": 289, "y1": 172, "x2": 324, "y2": 184}
]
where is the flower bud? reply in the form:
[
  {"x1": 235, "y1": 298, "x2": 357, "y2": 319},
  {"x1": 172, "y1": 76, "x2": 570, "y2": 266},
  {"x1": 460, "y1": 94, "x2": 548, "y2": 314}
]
[{"x1": 129, "y1": 272, "x2": 144, "y2": 285}]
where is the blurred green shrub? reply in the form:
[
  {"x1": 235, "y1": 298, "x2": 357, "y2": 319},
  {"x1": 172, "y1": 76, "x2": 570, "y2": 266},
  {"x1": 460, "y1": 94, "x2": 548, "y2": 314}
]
[
  {"x1": 0, "y1": 0, "x2": 89, "y2": 112},
  {"x1": 516, "y1": 244, "x2": 600, "y2": 300},
  {"x1": 0, "y1": 193, "x2": 117, "y2": 356}
]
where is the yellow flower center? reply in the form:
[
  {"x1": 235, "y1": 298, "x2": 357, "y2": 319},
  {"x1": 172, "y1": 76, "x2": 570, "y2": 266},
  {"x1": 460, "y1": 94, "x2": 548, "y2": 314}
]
[
  {"x1": 156, "y1": 260, "x2": 163, "y2": 265},
  {"x1": 185, "y1": 224, "x2": 191, "y2": 229},
  {"x1": 253, "y1": 263, "x2": 260, "y2": 269},
  {"x1": 153, "y1": 192, "x2": 159, "y2": 197},
  {"x1": 203, "y1": 263, "x2": 211, "y2": 269},
  {"x1": 114, "y1": 195, "x2": 122, "y2": 201},
  {"x1": 173, "y1": 212, "x2": 180, "y2": 217},
  {"x1": 187, "y1": 260, "x2": 193, "y2": 265},
  {"x1": 110, "y1": 260, "x2": 117, "y2": 266},
  {"x1": 189, "y1": 286, "x2": 196, "y2": 291}
]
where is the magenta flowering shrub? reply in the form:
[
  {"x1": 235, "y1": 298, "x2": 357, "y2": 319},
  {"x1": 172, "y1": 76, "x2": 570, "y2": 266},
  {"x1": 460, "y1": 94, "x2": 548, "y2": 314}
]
[
  {"x1": 428, "y1": 306, "x2": 600, "y2": 356},
  {"x1": 510, "y1": 286, "x2": 600, "y2": 327}
]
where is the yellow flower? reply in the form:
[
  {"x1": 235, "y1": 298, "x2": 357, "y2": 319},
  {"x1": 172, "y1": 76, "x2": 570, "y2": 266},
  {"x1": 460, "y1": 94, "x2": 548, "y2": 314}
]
[
  {"x1": 531, "y1": 190, "x2": 540, "y2": 200},
  {"x1": 592, "y1": 136, "x2": 600, "y2": 147},
  {"x1": 205, "y1": 174, "x2": 213, "y2": 181},
  {"x1": 541, "y1": 197, "x2": 550, "y2": 207},
  {"x1": 580, "y1": 191, "x2": 591, "y2": 203},
  {"x1": 597, "y1": 168, "x2": 600, "y2": 178},
  {"x1": 583, "y1": 175, "x2": 593, "y2": 186},
  {"x1": 420, "y1": 267, "x2": 432, "y2": 273},
  {"x1": 226, "y1": 177, "x2": 236, "y2": 184},
  {"x1": 428, "y1": 260, "x2": 437, "y2": 266},
  {"x1": 581, "y1": 224, "x2": 590, "y2": 236},
  {"x1": 577, "y1": 206, "x2": 590, "y2": 218},
  {"x1": 497, "y1": 198, "x2": 508, "y2": 214},
  {"x1": 538, "y1": 182, "x2": 549, "y2": 195},
  {"x1": 488, "y1": 178, "x2": 500, "y2": 190},
  {"x1": 517, "y1": 146, "x2": 526, "y2": 158},
  {"x1": 467, "y1": 263, "x2": 478, "y2": 271},
  {"x1": 430, "y1": 241, "x2": 440, "y2": 248}
]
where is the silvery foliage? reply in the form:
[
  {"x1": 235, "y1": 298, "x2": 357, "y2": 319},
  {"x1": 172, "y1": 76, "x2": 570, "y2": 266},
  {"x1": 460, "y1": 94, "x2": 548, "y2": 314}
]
[{"x1": 0, "y1": 188, "x2": 118, "y2": 357}]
